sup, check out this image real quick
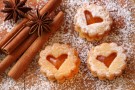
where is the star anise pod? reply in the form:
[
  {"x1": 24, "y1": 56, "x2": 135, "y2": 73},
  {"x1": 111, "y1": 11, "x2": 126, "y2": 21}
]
[
  {"x1": 26, "y1": 9, "x2": 53, "y2": 37},
  {"x1": 1, "y1": 0, "x2": 32, "y2": 22}
]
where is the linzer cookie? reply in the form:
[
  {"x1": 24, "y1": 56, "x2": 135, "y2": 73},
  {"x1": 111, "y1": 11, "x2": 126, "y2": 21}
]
[
  {"x1": 87, "y1": 43, "x2": 127, "y2": 80},
  {"x1": 38, "y1": 43, "x2": 80, "y2": 83},
  {"x1": 74, "y1": 4, "x2": 113, "y2": 41}
]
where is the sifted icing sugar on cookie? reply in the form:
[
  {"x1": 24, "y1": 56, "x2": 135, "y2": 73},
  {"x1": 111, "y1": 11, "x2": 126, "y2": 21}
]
[{"x1": 0, "y1": 0, "x2": 135, "y2": 90}]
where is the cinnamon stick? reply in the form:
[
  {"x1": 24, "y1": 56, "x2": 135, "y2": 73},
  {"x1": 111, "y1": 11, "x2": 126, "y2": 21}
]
[
  {"x1": 8, "y1": 11, "x2": 64, "y2": 80},
  {"x1": 0, "y1": 33, "x2": 38, "y2": 73},
  {"x1": 1, "y1": 27, "x2": 30, "y2": 54},
  {"x1": 0, "y1": 0, "x2": 62, "y2": 74},
  {"x1": 0, "y1": 0, "x2": 62, "y2": 54},
  {"x1": 0, "y1": 19, "x2": 28, "y2": 49}
]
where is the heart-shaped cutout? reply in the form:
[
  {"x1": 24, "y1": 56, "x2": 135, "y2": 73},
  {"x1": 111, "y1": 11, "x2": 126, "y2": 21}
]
[
  {"x1": 96, "y1": 53, "x2": 117, "y2": 68},
  {"x1": 46, "y1": 54, "x2": 68, "y2": 69},
  {"x1": 84, "y1": 10, "x2": 103, "y2": 25}
]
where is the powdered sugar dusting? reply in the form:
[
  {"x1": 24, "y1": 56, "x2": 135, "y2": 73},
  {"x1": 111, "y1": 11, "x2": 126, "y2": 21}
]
[
  {"x1": 0, "y1": 21, "x2": 14, "y2": 32},
  {"x1": 0, "y1": 0, "x2": 135, "y2": 90}
]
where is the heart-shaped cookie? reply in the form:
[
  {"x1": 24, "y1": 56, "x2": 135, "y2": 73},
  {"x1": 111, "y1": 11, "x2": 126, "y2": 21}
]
[
  {"x1": 84, "y1": 10, "x2": 103, "y2": 25},
  {"x1": 38, "y1": 43, "x2": 80, "y2": 83},
  {"x1": 87, "y1": 43, "x2": 127, "y2": 80},
  {"x1": 96, "y1": 53, "x2": 117, "y2": 68},
  {"x1": 74, "y1": 4, "x2": 112, "y2": 41},
  {"x1": 47, "y1": 54, "x2": 68, "y2": 69}
]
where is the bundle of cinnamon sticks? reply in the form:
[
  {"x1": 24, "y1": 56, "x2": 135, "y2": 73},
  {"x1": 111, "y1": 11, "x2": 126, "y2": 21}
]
[{"x1": 0, "y1": 0, "x2": 64, "y2": 80}]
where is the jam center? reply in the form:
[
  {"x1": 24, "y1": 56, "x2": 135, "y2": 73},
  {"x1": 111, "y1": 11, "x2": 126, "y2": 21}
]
[
  {"x1": 84, "y1": 10, "x2": 103, "y2": 25},
  {"x1": 47, "y1": 54, "x2": 68, "y2": 69},
  {"x1": 96, "y1": 53, "x2": 117, "y2": 68}
]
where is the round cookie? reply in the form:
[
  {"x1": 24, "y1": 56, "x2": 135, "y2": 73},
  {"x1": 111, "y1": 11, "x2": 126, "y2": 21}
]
[
  {"x1": 38, "y1": 43, "x2": 80, "y2": 83},
  {"x1": 87, "y1": 43, "x2": 127, "y2": 80},
  {"x1": 74, "y1": 4, "x2": 113, "y2": 41}
]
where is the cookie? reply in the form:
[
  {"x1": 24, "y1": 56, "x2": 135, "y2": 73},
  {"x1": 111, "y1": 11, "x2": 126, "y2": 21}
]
[
  {"x1": 74, "y1": 4, "x2": 113, "y2": 41},
  {"x1": 87, "y1": 43, "x2": 127, "y2": 80},
  {"x1": 38, "y1": 43, "x2": 80, "y2": 83}
]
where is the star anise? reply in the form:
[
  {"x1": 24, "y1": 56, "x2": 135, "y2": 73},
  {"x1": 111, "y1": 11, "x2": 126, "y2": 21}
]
[
  {"x1": 1, "y1": 0, "x2": 32, "y2": 22},
  {"x1": 26, "y1": 9, "x2": 53, "y2": 37}
]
